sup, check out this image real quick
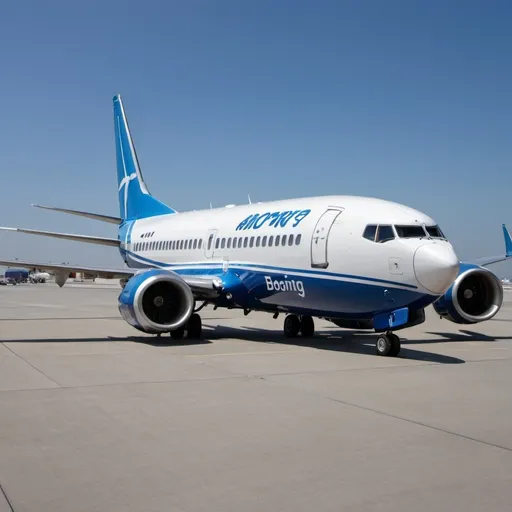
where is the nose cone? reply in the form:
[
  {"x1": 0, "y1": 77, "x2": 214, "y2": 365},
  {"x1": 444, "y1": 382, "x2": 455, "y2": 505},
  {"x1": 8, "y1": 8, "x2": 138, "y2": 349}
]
[{"x1": 414, "y1": 243, "x2": 460, "y2": 294}]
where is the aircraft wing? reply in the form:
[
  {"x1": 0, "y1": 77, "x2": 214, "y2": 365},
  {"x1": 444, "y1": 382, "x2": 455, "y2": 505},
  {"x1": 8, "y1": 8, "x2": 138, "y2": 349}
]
[
  {"x1": 0, "y1": 258, "x2": 222, "y2": 297},
  {"x1": 0, "y1": 258, "x2": 133, "y2": 279},
  {"x1": 477, "y1": 224, "x2": 512, "y2": 267}
]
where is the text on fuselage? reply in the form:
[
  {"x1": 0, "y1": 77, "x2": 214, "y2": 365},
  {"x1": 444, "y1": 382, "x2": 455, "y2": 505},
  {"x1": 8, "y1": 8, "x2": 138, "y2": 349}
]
[
  {"x1": 236, "y1": 209, "x2": 311, "y2": 231},
  {"x1": 265, "y1": 276, "x2": 305, "y2": 297}
]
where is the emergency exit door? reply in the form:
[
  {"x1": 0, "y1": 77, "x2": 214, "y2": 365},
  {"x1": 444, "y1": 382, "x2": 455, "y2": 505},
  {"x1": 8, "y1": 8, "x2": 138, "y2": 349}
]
[{"x1": 310, "y1": 208, "x2": 343, "y2": 268}]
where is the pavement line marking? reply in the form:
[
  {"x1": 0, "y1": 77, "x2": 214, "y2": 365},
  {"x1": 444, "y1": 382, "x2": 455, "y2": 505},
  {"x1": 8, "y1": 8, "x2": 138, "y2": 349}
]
[
  {"x1": 0, "y1": 343, "x2": 63, "y2": 388},
  {"x1": 326, "y1": 396, "x2": 512, "y2": 453},
  {"x1": 0, "y1": 480, "x2": 14, "y2": 512}
]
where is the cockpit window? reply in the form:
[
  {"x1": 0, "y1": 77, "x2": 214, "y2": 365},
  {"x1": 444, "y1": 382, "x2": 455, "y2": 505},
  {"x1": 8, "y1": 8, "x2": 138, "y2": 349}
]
[
  {"x1": 363, "y1": 225, "x2": 377, "y2": 241},
  {"x1": 425, "y1": 225, "x2": 445, "y2": 238},
  {"x1": 376, "y1": 225, "x2": 395, "y2": 243},
  {"x1": 395, "y1": 225, "x2": 426, "y2": 238}
]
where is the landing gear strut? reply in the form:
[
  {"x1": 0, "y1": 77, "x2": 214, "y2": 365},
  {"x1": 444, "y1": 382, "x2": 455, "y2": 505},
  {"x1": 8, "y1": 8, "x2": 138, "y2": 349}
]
[
  {"x1": 170, "y1": 313, "x2": 202, "y2": 341},
  {"x1": 283, "y1": 314, "x2": 315, "y2": 338},
  {"x1": 376, "y1": 332, "x2": 400, "y2": 357}
]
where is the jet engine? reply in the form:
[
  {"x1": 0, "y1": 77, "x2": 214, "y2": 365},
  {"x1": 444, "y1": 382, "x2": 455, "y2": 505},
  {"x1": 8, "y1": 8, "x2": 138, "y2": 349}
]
[
  {"x1": 433, "y1": 264, "x2": 503, "y2": 324},
  {"x1": 118, "y1": 269, "x2": 195, "y2": 333}
]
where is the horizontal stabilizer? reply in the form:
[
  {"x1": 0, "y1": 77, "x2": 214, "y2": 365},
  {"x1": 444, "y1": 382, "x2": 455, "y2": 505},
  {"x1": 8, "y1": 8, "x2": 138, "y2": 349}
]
[
  {"x1": 0, "y1": 227, "x2": 120, "y2": 247},
  {"x1": 32, "y1": 204, "x2": 121, "y2": 224}
]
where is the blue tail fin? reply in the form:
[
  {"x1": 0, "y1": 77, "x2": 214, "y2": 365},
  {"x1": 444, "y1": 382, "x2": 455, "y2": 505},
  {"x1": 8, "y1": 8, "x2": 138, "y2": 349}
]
[
  {"x1": 503, "y1": 224, "x2": 512, "y2": 257},
  {"x1": 113, "y1": 94, "x2": 176, "y2": 220}
]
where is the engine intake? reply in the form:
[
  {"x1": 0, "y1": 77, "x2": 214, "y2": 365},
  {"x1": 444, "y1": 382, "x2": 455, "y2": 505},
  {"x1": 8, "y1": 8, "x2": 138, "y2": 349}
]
[
  {"x1": 118, "y1": 269, "x2": 194, "y2": 333},
  {"x1": 433, "y1": 265, "x2": 503, "y2": 324}
]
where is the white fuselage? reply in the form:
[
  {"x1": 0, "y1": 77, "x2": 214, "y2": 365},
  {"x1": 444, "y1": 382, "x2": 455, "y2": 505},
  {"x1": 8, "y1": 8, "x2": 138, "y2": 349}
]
[{"x1": 118, "y1": 195, "x2": 459, "y2": 319}]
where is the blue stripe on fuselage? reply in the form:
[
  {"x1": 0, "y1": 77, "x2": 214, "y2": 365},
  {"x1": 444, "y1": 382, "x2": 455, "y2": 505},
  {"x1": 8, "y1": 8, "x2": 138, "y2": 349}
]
[
  {"x1": 118, "y1": 249, "x2": 436, "y2": 318},
  {"x1": 119, "y1": 249, "x2": 419, "y2": 290}
]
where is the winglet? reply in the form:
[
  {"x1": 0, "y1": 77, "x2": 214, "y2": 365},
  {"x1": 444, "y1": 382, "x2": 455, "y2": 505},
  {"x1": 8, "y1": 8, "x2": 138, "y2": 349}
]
[{"x1": 503, "y1": 224, "x2": 512, "y2": 257}]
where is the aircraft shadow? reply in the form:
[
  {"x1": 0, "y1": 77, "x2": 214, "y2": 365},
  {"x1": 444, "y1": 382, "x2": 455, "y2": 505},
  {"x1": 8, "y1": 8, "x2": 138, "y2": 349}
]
[
  {"x1": 199, "y1": 325, "x2": 465, "y2": 365},
  {"x1": 403, "y1": 330, "x2": 512, "y2": 344},
  {"x1": 0, "y1": 335, "x2": 213, "y2": 347},
  {"x1": 2, "y1": 326, "x2": 484, "y2": 364}
]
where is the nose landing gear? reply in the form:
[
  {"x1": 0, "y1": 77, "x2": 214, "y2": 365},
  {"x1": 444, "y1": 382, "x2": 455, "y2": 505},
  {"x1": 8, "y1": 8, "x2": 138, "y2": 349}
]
[{"x1": 376, "y1": 332, "x2": 401, "y2": 357}]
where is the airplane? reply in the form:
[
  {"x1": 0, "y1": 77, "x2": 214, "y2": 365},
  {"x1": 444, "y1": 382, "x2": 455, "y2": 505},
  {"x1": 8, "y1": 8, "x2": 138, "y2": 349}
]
[{"x1": 0, "y1": 94, "x2": 511, "y2": 357}]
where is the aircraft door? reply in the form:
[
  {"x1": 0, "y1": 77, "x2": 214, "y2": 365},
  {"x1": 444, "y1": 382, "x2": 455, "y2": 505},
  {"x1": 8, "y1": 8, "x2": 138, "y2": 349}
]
[
  {"x1": 204, "y1": 229, "x2": 218, "y2": 259},
  {"x1": 310, "y1": 208, "x2": 344, "y2": 268}
]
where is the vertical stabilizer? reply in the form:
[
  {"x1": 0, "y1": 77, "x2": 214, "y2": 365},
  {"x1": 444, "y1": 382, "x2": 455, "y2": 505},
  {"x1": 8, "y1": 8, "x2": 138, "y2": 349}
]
[{"x1": 113, "y1": 94, "x2": 176, "y2": 220}]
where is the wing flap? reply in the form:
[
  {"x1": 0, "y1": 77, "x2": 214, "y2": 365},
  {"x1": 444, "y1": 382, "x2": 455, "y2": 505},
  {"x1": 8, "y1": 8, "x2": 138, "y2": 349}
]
[{"x1": 0, "y1": 227, "x2": 120, "y2": 247}]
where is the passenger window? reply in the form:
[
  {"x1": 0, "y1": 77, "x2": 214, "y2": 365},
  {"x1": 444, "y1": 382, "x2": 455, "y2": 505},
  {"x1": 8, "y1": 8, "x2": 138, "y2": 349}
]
[
  {"x1": 198, "y1": 239, "x2": 202, "y2": 249},
  {"x1": 184, "y1": 240, "x2": 188, "y2": 250},
  {"x1": 275, "y1": 235, "x2": 280, "y2": 246},
  {"x1": 256, "y1": 236, "x2": 261, "y2": 247},
  {"x1": 233, "y1": 237, "x2": 237, "y2": 248},
  {"x1": 376, "y1": 225, "x2": 395, "y2": 243},
  {"x1": 221, "y1": 238, "x2": 226, "y2": 249},
  {"x1": 180, "y1": 240, "x2": 184, "y2": 250},
  {"x1": 193, "y1": 239, "x2": 197, "y2": 250},
  {"x1": 288, "y1": 235, "x2": 294, "y2": 246},
  {"x1": 268, "y1": 236, "x2": 273, "y2": 247},
  {"x1": 249, "y1": 236, "x2": 255, "y2": 248},
  {"x1": 215, "y1": 238, "x2": 220, "y2": 249},
  {"x1": 262, "y1": 236, "x2": 267, "y2": 247},
  {"x1": 282, "y1": 235, "x2": 287, "y2": 246},
  {"x1": 243, "y1": 237, "x2": 248, "y2": 248},
  {"x1": 363, "y1": 225, "x2": 377, "y2": 242},
  {"x1": 238, "y1": 238, "x2": 243, "y2": 248},
  {"x1": 227, "y1": 238, "x2": 231, "y2": 249}
]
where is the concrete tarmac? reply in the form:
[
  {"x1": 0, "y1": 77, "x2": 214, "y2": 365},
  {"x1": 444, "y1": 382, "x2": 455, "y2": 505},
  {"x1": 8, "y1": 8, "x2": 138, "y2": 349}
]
[{"x1": 0, "y1": 282, "x2": 512, "y2": 511}]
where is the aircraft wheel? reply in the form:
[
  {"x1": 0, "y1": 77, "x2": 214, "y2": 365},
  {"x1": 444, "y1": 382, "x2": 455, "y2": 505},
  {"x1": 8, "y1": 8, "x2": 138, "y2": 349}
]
[
  {"x1": 389, "y1": 333, "x2": 401, "y2": 357},
  {"x1": 187, "y1": 313, "x2": 202, "y2": 339},
  {"x1": 284, "y1": 314, "x2": 300, "y2": 338},
  {"x1": 170, "y1": 326, "x2": 185, "y2": 341},
  {"x1": 376, "y1": 333, "x2": 400, "y2": 357},
  {"x1": 300, "y1": 316, "x2": 315, "y2": 337}
]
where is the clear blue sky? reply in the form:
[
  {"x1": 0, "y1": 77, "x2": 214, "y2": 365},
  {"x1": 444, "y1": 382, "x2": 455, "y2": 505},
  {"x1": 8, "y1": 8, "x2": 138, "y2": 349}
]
[{"x1": 0, "y1": 0, "x2": 511, "y2": 276}]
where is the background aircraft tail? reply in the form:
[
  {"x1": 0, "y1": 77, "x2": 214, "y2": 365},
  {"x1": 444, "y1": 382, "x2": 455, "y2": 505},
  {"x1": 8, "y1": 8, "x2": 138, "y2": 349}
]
[
  {"x1": 113, "y1": 94, "x2": 176, "y2": 221},
  {"x1": 503, "y1": 224, "x2": 512, "y2": 257}
]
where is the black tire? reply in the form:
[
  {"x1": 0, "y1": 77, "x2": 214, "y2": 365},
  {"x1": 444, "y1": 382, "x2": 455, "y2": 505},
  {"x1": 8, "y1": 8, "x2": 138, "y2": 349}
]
[
  {"x1": 389, "y1": 333, "x2": 401, "y2": 357},
  {"x1": 187, "y1": 314, "x2": 202, "y2": 339},
  {"x1": 300, "y1": 316, "x2": 315, "y2": 337},
  {"x1": 376, "y1": 334, "x2": 393, "y2": 356},
  {"x1": 284, "y1": 315, "x2": 300, "y2": 338},
  {"x1": 170, "y1": 326, "x2": 185, "y2": 340}
]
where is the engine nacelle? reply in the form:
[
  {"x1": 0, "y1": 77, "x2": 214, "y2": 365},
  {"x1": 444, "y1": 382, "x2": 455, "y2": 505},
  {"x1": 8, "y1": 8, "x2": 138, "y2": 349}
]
[
  {"x1": 118, "y1": 269, "x2": 194, "y2": 333},
  {"x1": 433, "y1": 264, "x2": 503, "y2": 324}
]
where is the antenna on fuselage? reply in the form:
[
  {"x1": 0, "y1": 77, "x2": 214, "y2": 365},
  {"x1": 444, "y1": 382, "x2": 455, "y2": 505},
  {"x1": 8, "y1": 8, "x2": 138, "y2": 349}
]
[
  {"x1": 210, "y1": 202, "x2": 213, "y2": 209},
  {"x1": 248, "y1": 194, "x2": 252, "y2": 204}
]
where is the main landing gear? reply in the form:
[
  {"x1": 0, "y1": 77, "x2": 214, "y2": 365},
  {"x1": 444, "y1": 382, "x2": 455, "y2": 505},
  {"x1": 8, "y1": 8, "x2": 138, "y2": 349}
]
[
  {"x1": 169, "y1": 313, "x2": 203, "y2": 341},
  {"x1": 283, "y1": 314, "x2": 315, "y2": 338},
  {"x1": 376, "y1": 332, "x2": 401, "y2": 357}
]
